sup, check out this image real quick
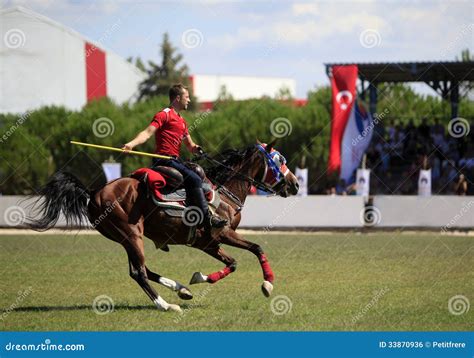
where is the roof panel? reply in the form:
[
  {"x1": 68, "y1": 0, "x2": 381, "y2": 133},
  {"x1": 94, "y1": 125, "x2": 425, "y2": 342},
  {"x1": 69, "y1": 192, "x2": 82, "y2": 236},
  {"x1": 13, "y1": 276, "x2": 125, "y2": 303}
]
[{"x1": 325, "y1": 62, "x2": 474, "y2": 83}]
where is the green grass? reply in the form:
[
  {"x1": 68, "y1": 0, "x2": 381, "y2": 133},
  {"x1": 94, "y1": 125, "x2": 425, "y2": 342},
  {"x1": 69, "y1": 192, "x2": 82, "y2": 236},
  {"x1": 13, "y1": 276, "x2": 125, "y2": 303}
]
[{"x1": 0, "y1": 232, "x2": 472, "y2": 331}]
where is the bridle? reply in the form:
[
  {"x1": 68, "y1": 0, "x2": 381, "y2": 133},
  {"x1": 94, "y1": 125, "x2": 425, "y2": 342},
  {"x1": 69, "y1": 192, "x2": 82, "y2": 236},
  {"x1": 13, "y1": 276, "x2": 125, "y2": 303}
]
[
  {"x1": 200, "y1": 144, "x2": 289, "y2": 197},
  {"x1": 255, "y1": 144, "x2": 288, "y2": 193}
]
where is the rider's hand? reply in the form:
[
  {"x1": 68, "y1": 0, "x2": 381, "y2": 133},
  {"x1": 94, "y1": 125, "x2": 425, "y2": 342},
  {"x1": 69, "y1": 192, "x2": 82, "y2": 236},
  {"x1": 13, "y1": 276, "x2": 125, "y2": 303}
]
[
  {"x1": 195, "y1": 146, "x2": 205, "y2": 156},
  {"x1": 122, "y1": 143, "x2": 133, "y2": 153}
]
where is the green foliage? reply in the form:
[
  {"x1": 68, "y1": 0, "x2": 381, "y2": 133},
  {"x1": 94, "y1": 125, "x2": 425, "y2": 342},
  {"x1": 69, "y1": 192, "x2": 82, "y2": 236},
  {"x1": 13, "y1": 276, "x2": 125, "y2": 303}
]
[
  {"x1": 275, "y1": 86, "x2": 294, "y2": 100},
  {"x1": 456, "y1": 48, "x2": 472, "y2": 62},
  {"x1": 127, "y1": 56, "x2": 146, "y2": 72},
  {"x1": 0, "y1": 84, "x2": 473, "y2": 194}
]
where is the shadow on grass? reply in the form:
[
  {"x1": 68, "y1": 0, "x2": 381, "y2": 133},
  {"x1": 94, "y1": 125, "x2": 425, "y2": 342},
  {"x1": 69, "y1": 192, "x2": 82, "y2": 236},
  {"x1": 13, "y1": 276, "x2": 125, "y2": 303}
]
[{"x1": 11, "y1": 303, "x2": 206, "y2": 312}]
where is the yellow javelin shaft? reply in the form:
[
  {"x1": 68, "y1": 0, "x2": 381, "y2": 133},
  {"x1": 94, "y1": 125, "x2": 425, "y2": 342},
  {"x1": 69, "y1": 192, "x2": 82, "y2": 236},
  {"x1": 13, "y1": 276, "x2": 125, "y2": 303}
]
[{"x1": 70, "y1": 141, "x2": 172, "y2": 160}]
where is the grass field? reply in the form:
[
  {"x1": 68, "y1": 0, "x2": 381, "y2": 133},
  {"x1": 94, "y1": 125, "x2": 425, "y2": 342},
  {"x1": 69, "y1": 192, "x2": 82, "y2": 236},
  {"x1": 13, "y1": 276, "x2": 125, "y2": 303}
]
[{"x1": 0, "y1": 231, "x2": 472, "y2": 331}]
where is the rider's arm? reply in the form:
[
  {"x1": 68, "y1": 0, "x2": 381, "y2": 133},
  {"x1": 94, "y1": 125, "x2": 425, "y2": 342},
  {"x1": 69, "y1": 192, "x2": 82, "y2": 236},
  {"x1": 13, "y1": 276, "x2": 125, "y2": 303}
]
[
  {"x1": 183, "y1": 134, "x2": 201, "y2": 154},
  {"x1": 122, "y1": 125, "x2": 157, "y2": 151}
]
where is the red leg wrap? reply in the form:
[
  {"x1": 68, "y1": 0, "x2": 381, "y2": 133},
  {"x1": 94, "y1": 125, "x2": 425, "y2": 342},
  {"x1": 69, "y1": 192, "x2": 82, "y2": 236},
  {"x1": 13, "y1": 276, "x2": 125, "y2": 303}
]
[
  {"x1": 259, "y1": 253, "x2": 274, "y2": 283},
  {"x1": 207, "y1": 266, "x2": 232, "y2": 284}
]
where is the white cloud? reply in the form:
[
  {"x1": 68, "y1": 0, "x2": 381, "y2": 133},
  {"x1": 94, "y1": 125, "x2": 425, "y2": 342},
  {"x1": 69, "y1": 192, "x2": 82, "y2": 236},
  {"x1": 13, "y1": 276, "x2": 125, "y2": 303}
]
[
  {"x1": 6, "y1": 0, "x2": 55, "y2": 8},
  {"x1": 209, "y1": 3, "x2": 390, "y2": 49},
  {"x1": 208, "y1": 27, "x2": 263, "y2": 51},
  {"x1": 206, "y1": 0, "x2": 471, "y2": 59},
  {"x1": 292, "y1": 2, "x2": 320, "y2": 16},
  {"x1": 4, "y1": 0, "x2": 119, "y2": 15}
]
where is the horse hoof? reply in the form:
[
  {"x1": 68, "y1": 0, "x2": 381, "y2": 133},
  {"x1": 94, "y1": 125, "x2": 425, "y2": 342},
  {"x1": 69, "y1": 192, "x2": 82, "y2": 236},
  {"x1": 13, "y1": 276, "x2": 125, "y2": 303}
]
[
  {"x1": 190, "y1": 272, "x2": 208, "y2": 285},
  {"x1": 178, "y1": 287, "x2": 193, "y2": 300},
  {"x1": 261, "y1": 281, "x2": 273, "y2": 297},
  {"x1": 167, "y1": 304, "x2": 183, "y2": 314}
]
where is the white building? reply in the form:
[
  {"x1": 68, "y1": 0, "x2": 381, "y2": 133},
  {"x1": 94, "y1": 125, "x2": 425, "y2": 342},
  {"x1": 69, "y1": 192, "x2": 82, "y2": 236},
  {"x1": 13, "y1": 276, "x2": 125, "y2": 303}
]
[
  {"x1": 0, "y1": 6, "x2": 145, "y2": 114},
  {"x1": 0, "y1": 6, "x2": 299, "y2": 114},
  {"x1": 190, "y1": 74, "x2": 296, "y2": 103}
]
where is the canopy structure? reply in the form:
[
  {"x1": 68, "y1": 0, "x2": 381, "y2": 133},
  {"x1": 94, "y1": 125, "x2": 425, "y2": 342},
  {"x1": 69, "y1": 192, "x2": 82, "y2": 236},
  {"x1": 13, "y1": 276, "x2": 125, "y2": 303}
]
[{"x1": 325, "y1": 61, "x2": 474, "y2": 118}]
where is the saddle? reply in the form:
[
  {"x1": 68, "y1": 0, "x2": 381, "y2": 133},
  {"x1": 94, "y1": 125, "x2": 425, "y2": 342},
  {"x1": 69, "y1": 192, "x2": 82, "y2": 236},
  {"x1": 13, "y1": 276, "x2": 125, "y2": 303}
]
[{"x1": 131, "y1": 163, "x2": 221, "y2": 217}]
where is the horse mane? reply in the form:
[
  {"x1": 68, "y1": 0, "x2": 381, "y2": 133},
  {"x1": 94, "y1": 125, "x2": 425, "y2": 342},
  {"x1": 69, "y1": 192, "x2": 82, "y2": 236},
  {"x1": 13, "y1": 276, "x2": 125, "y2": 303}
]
[{"x1": 205, "y1": 145, "x2": 256, "y2": 185}]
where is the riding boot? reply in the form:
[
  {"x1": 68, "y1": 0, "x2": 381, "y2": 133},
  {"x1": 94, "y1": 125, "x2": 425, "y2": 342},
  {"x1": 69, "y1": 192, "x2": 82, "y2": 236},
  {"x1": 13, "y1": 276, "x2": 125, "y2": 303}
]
[{"x1": 188, "y1": 188, "x2": 227, "y2": 230}]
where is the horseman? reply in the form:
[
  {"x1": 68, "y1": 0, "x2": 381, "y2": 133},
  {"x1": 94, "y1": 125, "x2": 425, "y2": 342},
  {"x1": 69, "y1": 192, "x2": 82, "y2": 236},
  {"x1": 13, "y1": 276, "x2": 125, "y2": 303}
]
[{"x1": 122, "y1": 84, "x2": 227, "y2": 234}]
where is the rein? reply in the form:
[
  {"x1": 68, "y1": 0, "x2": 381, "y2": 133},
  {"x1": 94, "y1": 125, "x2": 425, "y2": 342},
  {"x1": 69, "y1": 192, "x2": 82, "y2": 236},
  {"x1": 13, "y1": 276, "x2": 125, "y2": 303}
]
[
  {"x1": 195, "y1": 146, "x2": 288, "y2": 210},
  {"x1": 200, "y1": 150, "x2": 280, "y2": 195}
]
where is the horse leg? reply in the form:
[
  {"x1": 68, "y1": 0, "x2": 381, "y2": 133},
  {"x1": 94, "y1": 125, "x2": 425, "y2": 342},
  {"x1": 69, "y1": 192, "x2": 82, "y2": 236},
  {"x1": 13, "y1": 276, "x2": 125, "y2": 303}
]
[
  {"x1": 124, "y1": 238, "x2": 182, "y2": 313},
  {"x1": 219, "y1": 229, "x2": 274, "y2": 297},
  {"x1": 97, "y1": 220, "x2": 186, "y2": 309},
  {"x1": 189, "y1": 245, "x2": 237, "y2": 285},
  {"x1": 145, "y1": 266, "x2": 193, "y2": 300}
]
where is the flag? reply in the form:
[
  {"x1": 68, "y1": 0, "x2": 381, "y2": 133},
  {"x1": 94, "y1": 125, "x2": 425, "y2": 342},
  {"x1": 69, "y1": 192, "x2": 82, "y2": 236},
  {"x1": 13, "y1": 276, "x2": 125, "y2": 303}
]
[
  {"x1": 418, "y1": 169, "x2": 432, "y2": 196},
  {"x1": 356, "y1": 169, "x2": 370, "y2": 200},
  {"x1": 340, "y1": 100, "x2": 374, "y2": 181},
  {"x1": 328, "y1": 65, "x2": 358, "y2": 174},
  {"x1": 295, "y1": 167, "x2": 308, "y2": 197},
  {"x1": 102, "y1": 162, "x2": 121, "y2": 182}
]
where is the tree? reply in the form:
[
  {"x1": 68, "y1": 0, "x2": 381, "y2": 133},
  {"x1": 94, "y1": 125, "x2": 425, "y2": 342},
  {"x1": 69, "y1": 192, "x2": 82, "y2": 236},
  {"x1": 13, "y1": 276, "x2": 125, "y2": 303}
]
[
  {"x1": 127, "y1": 56, "x2": 146, "y2": 72},
  {"x1": 455, "y1": 48, "x2": 473, "y2": 62},
  {"x1": 275, "y1": 86, "x2": 293, "y2": 100},
  {"x1": 137, "y1": 33, "x2": 193, "y2": 104}
]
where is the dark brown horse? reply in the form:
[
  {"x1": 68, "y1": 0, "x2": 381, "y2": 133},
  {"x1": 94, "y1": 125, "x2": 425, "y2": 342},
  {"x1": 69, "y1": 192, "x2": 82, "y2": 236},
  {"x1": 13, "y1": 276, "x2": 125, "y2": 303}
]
[{"x1": 28, "y1": 141, "x2": 299, "y2": 313}]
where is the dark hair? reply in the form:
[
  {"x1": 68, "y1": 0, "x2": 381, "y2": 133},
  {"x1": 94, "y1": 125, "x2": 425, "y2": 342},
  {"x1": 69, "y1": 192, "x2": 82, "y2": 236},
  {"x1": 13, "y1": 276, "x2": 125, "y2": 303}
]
[{"x1": 169, "y1": 84, "x2": 187, "y2": 101}]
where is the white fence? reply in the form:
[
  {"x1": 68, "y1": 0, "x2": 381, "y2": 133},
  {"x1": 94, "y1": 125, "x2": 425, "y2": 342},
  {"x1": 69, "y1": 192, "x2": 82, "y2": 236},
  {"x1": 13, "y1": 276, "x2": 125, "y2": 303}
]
[
  {"x1": 0, "y1": 196, "x2": 69, "y2": 227},
  {"x1": 0, "y1": 195, "x2": 473, "y2": 229},
  {"x1": 239, "y1": 196, "x2": 365, "y2": 228},
  {"x1": 373, "y1": 196, "x2": 474, "y2": 229}
]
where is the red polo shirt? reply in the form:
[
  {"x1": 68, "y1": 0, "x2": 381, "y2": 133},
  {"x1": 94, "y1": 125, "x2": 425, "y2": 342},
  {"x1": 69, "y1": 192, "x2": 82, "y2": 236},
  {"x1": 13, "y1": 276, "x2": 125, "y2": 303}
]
[{"x1": 149, "y1": 107, "x2": 189, "y2": 157}]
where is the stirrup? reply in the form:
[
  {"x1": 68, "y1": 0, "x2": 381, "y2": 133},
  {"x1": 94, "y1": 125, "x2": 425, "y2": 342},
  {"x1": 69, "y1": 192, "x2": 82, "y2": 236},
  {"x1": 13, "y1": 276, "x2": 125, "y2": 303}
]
[
  {"x1": 209, "y1": 215, "x2": 227, "y2": 228},
  {"x1": 198, "y1": 215, "x2": 227, "y2": 230}
]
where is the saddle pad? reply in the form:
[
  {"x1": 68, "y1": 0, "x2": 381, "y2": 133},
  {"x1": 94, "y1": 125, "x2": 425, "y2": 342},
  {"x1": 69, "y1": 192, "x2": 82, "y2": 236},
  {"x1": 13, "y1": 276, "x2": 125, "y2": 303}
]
[
  {"x1": 159, "y1": 189, "x2": 186, "y2": 202},
  {"x1": 158, "y1": 182, "x2": 214, "y2": 202},
  {"x1": 163, "y1": 209, "x2": 184, "y2": 217},
  {"x1": 152, "y1": 188, "x2": 221, "y2": 215}
]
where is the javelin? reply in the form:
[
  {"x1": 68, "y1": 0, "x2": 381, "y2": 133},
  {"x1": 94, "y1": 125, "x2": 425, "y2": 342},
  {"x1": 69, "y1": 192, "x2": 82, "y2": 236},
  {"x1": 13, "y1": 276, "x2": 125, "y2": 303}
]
[{"x1": 70, "y1": 141, "x2": 172, "y2": 160}]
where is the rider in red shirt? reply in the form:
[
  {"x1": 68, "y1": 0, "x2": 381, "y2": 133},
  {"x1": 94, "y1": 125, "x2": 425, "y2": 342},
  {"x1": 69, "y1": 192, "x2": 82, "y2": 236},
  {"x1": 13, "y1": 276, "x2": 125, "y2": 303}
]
[{"x1": 122, "y1": 84, "x2": 227, "y2": 233}]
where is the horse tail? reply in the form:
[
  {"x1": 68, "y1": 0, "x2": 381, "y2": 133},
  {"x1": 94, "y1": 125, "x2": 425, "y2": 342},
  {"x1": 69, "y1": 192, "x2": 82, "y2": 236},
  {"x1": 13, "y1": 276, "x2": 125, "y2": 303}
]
[{"x1": 27, "y1": 172, "x2": 90, "y2": 231}]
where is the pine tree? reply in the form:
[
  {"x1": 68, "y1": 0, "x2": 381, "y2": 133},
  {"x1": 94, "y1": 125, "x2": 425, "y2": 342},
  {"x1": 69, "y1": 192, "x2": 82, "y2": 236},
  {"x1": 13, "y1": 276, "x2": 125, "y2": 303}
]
[
  {"x1": 127, "y1": 56, "x2": 146, "y2": 72},
  {"x1": 138, "y1": 33, "x2": 192, "y2": 103}
]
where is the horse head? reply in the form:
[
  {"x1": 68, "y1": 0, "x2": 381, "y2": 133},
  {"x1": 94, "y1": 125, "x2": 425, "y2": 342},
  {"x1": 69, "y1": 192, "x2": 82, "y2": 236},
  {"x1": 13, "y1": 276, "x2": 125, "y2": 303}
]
[{"x1": 253, "y1": 139, "x2": 299, "y2": 197}]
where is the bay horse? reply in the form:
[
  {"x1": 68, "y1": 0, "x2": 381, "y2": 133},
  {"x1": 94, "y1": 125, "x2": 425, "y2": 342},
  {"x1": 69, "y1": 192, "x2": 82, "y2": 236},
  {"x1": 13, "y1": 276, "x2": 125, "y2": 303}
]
[{"x1": 27, "y1": 140, "x2": 299, "y2": 313}]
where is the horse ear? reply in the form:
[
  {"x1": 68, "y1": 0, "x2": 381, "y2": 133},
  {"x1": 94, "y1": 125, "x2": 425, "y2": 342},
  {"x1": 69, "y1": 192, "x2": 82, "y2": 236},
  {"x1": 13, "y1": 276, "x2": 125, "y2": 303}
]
[
  {"x1": 256, "y1": 138, "x2": 262, "y2": 145},
  {"x1": 266, "y1": 138, "x2": 277, "y2": 152}
]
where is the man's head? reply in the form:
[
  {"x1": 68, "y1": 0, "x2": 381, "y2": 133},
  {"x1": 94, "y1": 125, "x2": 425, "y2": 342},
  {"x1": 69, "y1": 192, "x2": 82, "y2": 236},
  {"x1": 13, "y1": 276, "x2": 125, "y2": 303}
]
[{"x1": 169, "y1": 84, "x2": 191, "y2": 111}]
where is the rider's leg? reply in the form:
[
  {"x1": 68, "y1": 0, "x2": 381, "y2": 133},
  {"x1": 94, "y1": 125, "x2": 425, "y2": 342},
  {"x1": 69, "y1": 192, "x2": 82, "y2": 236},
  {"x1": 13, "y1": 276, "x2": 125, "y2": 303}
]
[
  {"x1": 163, "y1": 160, "x2": 226, "y2": 229},
  {"x1": 182, "y1": 171, "x2": 227, "y2": 230}
]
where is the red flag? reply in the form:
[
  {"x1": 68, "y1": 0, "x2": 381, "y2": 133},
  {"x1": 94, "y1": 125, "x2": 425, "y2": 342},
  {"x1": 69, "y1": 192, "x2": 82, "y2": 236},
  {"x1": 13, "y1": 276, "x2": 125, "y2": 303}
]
[{"x1": 328, "y1": 65, "x2": 358, "y2": 174}]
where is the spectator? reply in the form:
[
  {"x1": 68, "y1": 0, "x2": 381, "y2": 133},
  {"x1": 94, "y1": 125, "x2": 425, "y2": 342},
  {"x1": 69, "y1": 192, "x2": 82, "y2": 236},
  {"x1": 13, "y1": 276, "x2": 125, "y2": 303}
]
[
  {"x1": 364, "y1": 116, "x2": 473, "y2": 195},
  {"x1": 432, "y1": 118, "x2": 445, "y2": 136},
  {"x1": 453, "y1": 174, "x2": 468, "y2": 195},
  {"x1": 387, "y1": 119, "x2": 396, "y2": 141},
  {"x1": 418, "y1": 117, "x2": 430, "y2": 141},
  {"x1": 336, "y1": 179, "x2": 347, "y2": 195}
]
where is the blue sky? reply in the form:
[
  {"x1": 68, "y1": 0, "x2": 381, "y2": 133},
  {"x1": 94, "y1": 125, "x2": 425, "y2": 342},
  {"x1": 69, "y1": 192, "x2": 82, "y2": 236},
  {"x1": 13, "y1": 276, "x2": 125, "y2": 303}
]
[{"x1": 3, "y1": 0, "x2": 473, "y2": 97}]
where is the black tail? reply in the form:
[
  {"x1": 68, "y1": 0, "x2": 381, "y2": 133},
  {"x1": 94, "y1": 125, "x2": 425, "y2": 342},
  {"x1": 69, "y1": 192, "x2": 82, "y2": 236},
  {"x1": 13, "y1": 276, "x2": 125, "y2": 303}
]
[{"x1": 27, "y1": 172, "x2": 90, "y2": 231}]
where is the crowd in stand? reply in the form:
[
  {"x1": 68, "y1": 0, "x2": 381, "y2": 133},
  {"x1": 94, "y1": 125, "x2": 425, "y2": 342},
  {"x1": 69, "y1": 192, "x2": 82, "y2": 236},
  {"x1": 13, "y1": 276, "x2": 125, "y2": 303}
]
[
  {"x1": 364, "y1": 118, "x2": 473, "y2": 195},
  {"x1": 250, "y1": 118, "x2": 473, "y2": 197}
]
